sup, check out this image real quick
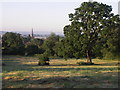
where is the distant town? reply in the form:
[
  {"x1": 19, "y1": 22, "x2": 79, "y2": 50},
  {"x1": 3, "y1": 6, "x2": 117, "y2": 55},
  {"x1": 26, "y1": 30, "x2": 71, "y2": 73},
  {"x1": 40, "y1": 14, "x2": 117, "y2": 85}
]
[{"x1": 0, "y1": 30, "x2": 64, "y2": 40}]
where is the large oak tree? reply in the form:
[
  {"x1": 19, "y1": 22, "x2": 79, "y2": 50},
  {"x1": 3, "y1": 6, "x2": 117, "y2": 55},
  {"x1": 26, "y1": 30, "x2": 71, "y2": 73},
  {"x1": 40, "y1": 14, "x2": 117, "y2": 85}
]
[{"x1": 63, "y1": 1, "x2": 120, "y2": 63}]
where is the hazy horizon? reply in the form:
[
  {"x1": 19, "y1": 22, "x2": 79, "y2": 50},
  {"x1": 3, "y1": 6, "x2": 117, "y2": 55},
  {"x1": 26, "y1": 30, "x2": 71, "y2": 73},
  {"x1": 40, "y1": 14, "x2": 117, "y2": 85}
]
[
  {"x1": 0, "y1": 0, "x2": 119, "y2": 35},
  {"x1": 0, "y1": 30, "x2": 64, "y2": 35}
]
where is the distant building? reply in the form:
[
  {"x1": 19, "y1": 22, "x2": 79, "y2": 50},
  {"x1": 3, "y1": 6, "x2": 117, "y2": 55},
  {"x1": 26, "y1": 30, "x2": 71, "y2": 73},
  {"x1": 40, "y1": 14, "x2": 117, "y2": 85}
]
[
  {"x1": 118, "y1": 1, "x2": 120, "y2": 16},
  {"x1": 30, "y1": 28, "x2": 47, "y2": 39},
  {"x1": 31, "y1": 28, "x2": 34, "y2": 38}
]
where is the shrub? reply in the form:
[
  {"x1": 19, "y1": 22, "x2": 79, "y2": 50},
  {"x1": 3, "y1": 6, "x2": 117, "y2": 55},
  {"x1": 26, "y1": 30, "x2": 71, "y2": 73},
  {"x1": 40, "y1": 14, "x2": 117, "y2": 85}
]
[
  {"x1": 36, "y1": 54, "x2": 50, "y2": 66},
  {"x1": 77, "y1": 62, "x2": 94, "y2": 65}
]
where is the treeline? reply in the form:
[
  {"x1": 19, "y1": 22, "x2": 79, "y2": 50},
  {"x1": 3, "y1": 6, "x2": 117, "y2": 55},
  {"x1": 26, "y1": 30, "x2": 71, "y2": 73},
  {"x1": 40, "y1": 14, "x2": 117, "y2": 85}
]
[
  {"x1": 2, "y1": 32, "x2": 61, "y2": 57},
  {"x1": 2, "y1": 29, "x2": 120, "y2": 60},
  {"x1": 2, "y1": 1, "x2": 120, "y2": 60}
]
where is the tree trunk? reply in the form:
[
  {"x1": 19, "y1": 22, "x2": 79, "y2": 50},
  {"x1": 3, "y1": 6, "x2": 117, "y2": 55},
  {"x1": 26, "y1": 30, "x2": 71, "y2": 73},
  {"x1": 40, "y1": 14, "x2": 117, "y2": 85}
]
[{"x1": 86, "y1": 50, "x2": 92, "y2": 63}]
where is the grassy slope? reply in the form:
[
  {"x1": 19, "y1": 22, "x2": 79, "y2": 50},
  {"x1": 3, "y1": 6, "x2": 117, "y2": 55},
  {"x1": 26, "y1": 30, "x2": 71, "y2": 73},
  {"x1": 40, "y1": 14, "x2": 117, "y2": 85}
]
[{"x1": 2, "y1": 55, "x2": 119, "y2": 88}]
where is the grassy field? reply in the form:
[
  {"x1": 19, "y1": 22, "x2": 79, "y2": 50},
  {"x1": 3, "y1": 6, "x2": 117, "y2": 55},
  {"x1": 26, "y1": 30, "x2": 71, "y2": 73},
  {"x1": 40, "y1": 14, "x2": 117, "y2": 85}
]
[{"x1": 2, "y1": 55, "x2": 119, "y2": 88}]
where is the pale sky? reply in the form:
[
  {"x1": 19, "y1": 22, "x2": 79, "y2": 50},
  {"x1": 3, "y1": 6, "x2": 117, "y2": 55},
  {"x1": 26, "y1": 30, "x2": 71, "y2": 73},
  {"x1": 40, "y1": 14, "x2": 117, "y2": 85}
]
[{"x1": 0, "y1": 0, "x2": 119, "y2": 34}]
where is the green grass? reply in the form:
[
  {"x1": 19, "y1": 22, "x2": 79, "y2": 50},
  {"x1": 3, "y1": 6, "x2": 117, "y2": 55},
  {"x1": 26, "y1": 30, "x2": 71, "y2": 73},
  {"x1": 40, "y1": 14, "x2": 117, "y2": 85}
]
[{"x1": 2, "y1": 55, "x2": 119, "y2": 88}]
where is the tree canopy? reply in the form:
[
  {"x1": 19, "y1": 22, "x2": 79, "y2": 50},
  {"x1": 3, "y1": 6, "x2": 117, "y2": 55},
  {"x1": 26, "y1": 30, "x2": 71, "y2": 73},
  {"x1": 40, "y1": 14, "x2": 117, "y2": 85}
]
[
  {"x1": 63, "y1": 1, "x2": 120, "y2": 62},
  {"x1": 2, "y1": 32, "x2": 25, "y2": 55},
  {"x1": 43, "y1": 33, "x2": 60, "y2": 57}
]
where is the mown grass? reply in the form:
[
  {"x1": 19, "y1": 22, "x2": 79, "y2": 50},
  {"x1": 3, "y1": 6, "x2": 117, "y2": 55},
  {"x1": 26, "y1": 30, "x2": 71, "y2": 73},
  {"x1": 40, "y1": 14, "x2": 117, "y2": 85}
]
[{"x1": 2, "y1": 55, "x2": 119, "y2": 88}]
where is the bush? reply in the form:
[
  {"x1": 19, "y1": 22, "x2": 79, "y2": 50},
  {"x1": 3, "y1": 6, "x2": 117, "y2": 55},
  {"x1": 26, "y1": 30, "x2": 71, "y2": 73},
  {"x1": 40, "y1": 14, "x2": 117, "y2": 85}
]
[
  {"x1": 36, "y1": 54, "x2": 50, "y2": 66},
  {"x1": 77, "y1": 62, "x2": 94, "y2": 65}
]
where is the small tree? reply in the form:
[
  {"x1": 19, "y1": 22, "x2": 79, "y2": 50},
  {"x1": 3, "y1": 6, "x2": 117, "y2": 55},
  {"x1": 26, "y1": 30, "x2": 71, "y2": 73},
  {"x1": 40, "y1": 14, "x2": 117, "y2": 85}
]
[{"x1": 36, "y1": 54, "x2": 50, "y2": 66}]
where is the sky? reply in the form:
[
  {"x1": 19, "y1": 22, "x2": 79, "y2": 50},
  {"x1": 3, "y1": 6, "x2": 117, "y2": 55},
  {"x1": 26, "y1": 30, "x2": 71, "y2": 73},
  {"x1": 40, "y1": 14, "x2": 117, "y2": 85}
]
[{"x1": 0, "y1": 0, "x2": 119, "y2": 35}]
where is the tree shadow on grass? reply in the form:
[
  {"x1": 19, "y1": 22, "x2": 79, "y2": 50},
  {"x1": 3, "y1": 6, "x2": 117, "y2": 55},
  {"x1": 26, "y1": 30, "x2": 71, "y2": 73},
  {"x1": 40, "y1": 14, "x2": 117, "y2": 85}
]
[
  {"x1": 3, "y1": 63, "x2": 119, "y2": 72},
  {"x1": 2, "y1": 72, "x2": 119, "y2": 88},
  {"x1": 2, "y1": 56, "x2": 119, "y2": 73},
  {"x1": 50, "y1": 63, "x2": 101, "y2": 66}
]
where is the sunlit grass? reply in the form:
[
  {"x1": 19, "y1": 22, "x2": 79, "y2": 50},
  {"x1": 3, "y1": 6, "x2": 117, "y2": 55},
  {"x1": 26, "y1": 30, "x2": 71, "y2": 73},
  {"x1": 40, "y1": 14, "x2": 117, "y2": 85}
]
[{"x1": 2, "y1": 55, "x2": 119, "y2": 88}]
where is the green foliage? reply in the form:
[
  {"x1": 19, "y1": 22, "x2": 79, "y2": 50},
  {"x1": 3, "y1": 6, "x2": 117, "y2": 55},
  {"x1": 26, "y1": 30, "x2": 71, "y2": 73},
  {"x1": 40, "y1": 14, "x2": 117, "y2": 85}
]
[
  {"x1": 43, "y1": 33, "x2": 60, "y2": 57},
  {"x1": 25, "y1": 43, "x2": 39, "y2": 56},
  {"x1": 54, "y1": 38, "x2": 76, "y2": 59},
  {"x1": 36, "y1": 54, "x2": 49, "y2": 65},
  {"x1": 92, "y1": 42, "x2": 103, "y2": 59},
  {"x1": 101, "y1": 24, "x2": 120, "y2": 59},
  {"x1": 63, "y1": 1, "x2": 120, "y2": 62},
  {"x1": 2, "y1": 32, "x2": 25, "y2": 55},
  {"x1": 31, "y1": 38, "x2": 44, "y2": 48}
]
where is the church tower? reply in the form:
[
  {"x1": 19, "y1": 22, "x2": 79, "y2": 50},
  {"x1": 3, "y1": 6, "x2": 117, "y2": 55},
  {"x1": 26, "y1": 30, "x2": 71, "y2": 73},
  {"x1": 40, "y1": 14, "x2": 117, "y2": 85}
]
[{"x1": 31, "y1": 28, "x2": 34, "y2": 38}]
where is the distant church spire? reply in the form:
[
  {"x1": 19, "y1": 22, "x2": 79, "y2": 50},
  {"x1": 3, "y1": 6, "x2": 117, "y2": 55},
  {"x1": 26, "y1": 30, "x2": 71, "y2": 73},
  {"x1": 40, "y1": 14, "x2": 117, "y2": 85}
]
[{"x1": 31, "y1": 28, "x2": 34, "y2": 38}]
